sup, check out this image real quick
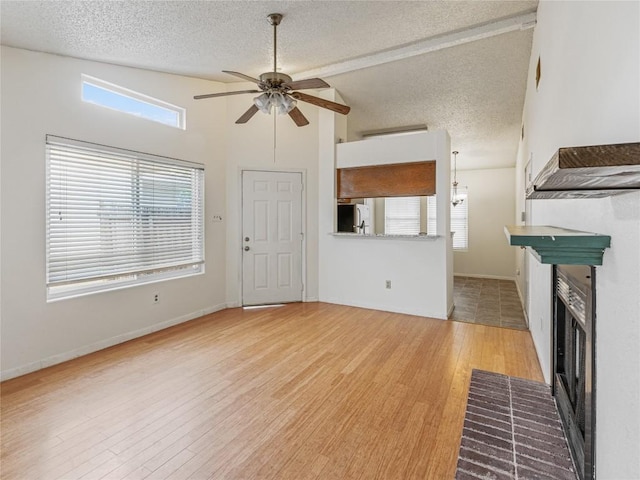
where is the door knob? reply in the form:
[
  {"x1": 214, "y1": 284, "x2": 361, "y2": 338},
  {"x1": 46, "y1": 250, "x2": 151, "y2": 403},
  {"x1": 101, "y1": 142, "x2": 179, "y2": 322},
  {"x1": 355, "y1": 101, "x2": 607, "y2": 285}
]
[
  {"x1": 245, "y1": 237, "x2": 250, "y2": 242},
  {"x1": 244, "y1": 246, "x2": 250, "y2": 251}
]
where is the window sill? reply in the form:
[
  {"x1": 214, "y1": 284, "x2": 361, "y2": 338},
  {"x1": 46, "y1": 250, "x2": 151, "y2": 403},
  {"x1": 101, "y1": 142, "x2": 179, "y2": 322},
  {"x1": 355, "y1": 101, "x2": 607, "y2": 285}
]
[{"x1": 47, "y1": 267, "x2": 204, "y2": 302}]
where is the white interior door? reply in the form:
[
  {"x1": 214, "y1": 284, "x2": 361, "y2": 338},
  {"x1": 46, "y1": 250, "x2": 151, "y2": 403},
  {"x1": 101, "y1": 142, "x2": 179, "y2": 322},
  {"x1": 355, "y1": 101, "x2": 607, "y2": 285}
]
[{"x1": 242, "y1": 170, "x2": 303, "y2": 306}]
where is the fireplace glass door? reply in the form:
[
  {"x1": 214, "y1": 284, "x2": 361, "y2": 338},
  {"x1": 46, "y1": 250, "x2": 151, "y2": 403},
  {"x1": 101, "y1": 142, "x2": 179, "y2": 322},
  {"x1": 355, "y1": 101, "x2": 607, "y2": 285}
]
[{"x1": 553, "y1": 265, "x2": 595, "y2": 480}]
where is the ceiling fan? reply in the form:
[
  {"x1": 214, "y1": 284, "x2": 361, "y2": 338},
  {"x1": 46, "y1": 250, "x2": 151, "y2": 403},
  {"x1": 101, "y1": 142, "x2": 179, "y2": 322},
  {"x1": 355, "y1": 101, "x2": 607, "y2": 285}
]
[{"x1": 193, "y1": 13, "x2": 350, "y2": 127}]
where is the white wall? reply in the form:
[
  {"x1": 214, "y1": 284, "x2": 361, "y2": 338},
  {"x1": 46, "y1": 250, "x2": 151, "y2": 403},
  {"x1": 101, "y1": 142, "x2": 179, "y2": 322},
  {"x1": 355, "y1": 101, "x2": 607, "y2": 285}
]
[
  {"x1": 224, "y1": 86, "x2": 320, "y2": 305},
  {"x1": 515, "y1": 2, "x2": 640, "y2": 477},
  {"x1": 0, "y1": 47, "x2": 228, "y2": 379},
  {"x1": 453, "y1": 167, "x2": 516, "y2": 279},
  {"x1": 319, "y1": 131, "x2": 453, "y2": 319}
]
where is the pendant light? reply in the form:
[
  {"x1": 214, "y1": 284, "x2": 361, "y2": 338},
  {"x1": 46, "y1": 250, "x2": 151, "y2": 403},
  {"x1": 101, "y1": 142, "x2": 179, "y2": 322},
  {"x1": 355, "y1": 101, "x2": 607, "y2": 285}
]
[{"x1": 451, "y1": 150, "x2": 464, "y2": 207}]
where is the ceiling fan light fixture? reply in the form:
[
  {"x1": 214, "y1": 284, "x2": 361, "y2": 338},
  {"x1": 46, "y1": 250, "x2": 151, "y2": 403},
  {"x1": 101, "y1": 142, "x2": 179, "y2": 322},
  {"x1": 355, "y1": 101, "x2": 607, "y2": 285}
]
[
  {"x1": 253, "y1": 92, "x2": 297, "y2": 115},
  {"x1": 253, "y1": 93, "x2": 272, "y2": 114},
  {"x1": 274, "y1": 93, "x2": 297, "y2": 115}
]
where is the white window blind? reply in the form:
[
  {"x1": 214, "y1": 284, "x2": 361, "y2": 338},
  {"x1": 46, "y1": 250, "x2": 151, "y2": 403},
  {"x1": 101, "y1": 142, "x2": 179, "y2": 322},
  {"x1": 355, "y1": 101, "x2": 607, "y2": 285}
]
[
  {"x1": 427, "y1": 195, "x2": 437, "y2": 235},
  {"x1": 385, "y1": 196, "x2": 420, "y2": 235},
  {"x1": 427, "y1": 188, "x2": 468, "y2": 250},
  {"x1": 46, "y1": 135, "x2": 204, "y2": 300}
]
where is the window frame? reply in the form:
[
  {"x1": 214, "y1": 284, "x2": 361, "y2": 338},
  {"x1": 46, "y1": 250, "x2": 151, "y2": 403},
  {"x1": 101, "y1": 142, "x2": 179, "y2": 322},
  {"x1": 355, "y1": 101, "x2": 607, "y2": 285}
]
[
  {"x1": 45, "y1": 135, "x2": 204, "y2": 301},
  {"x1": 81, "y1": 74, "x2": 186, "y2": 129}
]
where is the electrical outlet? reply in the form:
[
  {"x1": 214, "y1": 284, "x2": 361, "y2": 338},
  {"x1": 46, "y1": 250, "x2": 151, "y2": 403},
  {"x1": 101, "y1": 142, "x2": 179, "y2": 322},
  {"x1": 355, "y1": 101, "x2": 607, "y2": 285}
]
[
  {"x1": 212, "y1": 214, "x2": 223, "y2": 222},
  {"x1": 385, "y1": 280, "x2": 392, "y2": 289},
  {"x1": 153, "y1": 293, "x2": 159, "y2": 304}
]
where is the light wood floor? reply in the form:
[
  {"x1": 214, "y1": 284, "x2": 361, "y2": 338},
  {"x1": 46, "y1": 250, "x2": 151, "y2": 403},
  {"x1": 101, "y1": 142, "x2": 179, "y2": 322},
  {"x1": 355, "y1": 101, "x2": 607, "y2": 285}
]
[{"x1": 1, "y1": 302, "x2": 543, "y2": 480}]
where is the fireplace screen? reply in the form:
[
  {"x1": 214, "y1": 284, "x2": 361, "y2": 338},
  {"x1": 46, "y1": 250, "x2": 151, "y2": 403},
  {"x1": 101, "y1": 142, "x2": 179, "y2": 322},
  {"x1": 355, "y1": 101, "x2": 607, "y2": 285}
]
[{"x1": 553, "y1": 265, "x2": 595, "y2": 480}]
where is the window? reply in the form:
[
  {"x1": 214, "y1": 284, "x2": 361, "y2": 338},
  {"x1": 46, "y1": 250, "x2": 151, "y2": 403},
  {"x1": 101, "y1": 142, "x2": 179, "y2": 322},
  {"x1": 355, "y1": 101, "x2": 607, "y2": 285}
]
[
  {"x1": 385, "y1": 197, "x2": 420, "y2": 235},
  {"x1": 427, "y1": 188, "x2": 468, "y2": 250},
  {"x1": 427, "y1": 195, "x2": 437, "y2": 235},
  {"x1": 81, "y1": 75, "x2": 185, "y2": 129},
  {"x1": 46, "y1": 136, "x2": 204, "y2": 300}
]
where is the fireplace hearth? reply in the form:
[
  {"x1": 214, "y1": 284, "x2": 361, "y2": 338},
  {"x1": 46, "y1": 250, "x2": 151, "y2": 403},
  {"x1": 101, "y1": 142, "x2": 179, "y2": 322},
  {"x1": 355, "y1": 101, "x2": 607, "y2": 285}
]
[{"x1": 553, "y1": 264, "x2": 596, "y2": 480}]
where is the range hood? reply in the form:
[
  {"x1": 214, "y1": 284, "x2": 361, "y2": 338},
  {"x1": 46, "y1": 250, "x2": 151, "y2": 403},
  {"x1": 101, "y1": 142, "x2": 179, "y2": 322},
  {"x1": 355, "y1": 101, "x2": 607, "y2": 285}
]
[{"x1": 527, "y1": 142, "x2": 640, "y2": 199}]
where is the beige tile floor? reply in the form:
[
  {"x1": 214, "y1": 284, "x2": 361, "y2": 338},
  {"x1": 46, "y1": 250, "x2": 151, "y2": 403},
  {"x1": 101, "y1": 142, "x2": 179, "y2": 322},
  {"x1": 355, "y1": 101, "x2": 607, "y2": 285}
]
[{"x1": 451, "y1": 276, "x2": 528, "y2": 330}]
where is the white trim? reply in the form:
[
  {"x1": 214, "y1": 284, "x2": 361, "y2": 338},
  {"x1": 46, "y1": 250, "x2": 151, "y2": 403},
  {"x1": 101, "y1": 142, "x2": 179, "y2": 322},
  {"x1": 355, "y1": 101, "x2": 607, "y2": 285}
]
[
  {"x1": 321, "y1": 298, "x2": 447, "y2": 321},
  {"x1": 514, "y1": 278, "x2": 530, "y2": 328},
  {"x1": 0, "y1": 302, "x2": 227, "y2": 381},
  {"x1": 454, "y1": 273, "x2": 516, "y2": 281},
  {"x1": 81, "y1": 74, "x2": 186, "y2": 129}
]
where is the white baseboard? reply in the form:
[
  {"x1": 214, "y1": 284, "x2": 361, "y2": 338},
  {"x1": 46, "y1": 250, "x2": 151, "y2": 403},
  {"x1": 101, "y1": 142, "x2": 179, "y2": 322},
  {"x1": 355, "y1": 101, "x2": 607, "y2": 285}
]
[
  {"x1": 514, "y1": 280, "x2": 530, "y2": 328},
  {"x1": 320, "y1": 297, "x2": 447, "y2": 321},
  {"x1": 454, "y1": 273, "x2": 516, "y2": 282},
  {"x1": 304, "y1": 297, "x2": 319, "y2": 303},
  {"x1": 0, "y1": 302, "x2": 228, "y2": 381}
]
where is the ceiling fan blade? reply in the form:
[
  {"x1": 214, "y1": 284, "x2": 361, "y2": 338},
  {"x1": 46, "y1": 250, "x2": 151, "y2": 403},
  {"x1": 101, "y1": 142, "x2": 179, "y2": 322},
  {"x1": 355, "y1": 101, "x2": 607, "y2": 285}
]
[
  {"x1": 235, "y1": 104, "x2": 260, "y2": 124},
  {"x1": 283, "y1": 78, "x2": 330, "y2": 90},
  {"x1": 194, "y1": 90, "x2": 260, "y2": 100},
  {"x1": 288, "y1": 107, "x2": 310, "y2": 127},
  {"x1": 223, "y1": 70, "x2": 263, "y2": 85},
  {"x1": 290, "y1": 92, "x2": 350, "y2": 115}
]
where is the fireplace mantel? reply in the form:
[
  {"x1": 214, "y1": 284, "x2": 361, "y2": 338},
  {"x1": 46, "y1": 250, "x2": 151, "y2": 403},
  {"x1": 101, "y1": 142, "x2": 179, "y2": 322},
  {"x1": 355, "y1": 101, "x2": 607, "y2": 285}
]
[
  {"x1": 504, "y1": 225, "x2": 611, "y2": 266},
  {"x1": 526, "y1": 142, "x2": 640, "y2": 199}
]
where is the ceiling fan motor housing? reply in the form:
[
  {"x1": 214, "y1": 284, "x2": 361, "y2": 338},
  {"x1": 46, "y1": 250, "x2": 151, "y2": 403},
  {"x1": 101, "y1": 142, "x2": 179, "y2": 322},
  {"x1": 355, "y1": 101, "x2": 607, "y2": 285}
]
[{"x1": 260, "y1": 72, "x2": 293, "y2": 89}]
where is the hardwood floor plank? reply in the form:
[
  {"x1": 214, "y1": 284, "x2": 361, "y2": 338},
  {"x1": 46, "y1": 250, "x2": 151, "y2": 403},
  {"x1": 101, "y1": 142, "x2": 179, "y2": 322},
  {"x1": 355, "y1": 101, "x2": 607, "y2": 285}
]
[{"x1": 0, "y1": 302, "x2": 543, "y2": 480}]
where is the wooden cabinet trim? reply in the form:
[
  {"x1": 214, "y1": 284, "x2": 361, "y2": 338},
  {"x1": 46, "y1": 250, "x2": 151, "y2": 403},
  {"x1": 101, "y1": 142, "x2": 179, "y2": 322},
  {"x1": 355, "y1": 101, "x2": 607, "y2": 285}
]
[{"x1": 336, "y1": 161, "x2": 436, "y2": 199}]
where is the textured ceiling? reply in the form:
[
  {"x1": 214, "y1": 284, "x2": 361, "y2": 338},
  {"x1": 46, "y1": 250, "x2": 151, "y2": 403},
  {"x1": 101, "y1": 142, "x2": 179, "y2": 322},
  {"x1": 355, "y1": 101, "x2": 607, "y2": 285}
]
[{"x1": 1, "y1": 0, "x2": 537, "y2": 169}]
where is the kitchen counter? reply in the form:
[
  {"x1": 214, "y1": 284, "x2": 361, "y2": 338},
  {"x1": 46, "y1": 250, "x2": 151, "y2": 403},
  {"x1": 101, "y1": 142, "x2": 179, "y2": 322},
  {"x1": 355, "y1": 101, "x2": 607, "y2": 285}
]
[{"x1": 330, "y1": 232, "x2": 441, "y2": 240}]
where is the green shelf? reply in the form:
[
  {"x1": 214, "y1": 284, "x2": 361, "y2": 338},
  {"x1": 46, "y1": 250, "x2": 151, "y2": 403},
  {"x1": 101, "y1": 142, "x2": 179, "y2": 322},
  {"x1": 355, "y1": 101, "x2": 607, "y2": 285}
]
[{"x1": 504, "y1": 225, "x2": 611, "y2": 266}]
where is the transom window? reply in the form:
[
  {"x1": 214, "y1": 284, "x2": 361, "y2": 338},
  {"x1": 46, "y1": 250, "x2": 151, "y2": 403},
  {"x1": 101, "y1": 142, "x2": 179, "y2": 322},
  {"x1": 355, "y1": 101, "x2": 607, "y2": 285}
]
[
  {"x1": 81, "y1": 75, "x2": 185, "y2": 129},
  {"x1": 46, "y1": 136, "x2": 204, "y2": 300}
]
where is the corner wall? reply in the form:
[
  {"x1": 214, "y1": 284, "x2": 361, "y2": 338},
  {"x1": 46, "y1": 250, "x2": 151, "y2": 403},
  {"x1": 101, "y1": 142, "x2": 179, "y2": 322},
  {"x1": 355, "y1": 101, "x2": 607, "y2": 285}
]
[
  {"x1": 453, "y1": 167, "x2": 516, "y2": 280},
  {"x1": 0, "y1": 47, "x2": 228, "y2": 379},
  {"x1": 515, "y1": 2, "x2": 640, "y2": 477}
]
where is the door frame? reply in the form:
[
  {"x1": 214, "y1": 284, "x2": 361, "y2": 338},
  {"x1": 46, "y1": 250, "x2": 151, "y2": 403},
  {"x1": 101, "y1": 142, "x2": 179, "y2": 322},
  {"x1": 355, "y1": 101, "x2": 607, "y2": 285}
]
[{"x1": 237, "y1": 167, "x2": 307, "y2": 306}]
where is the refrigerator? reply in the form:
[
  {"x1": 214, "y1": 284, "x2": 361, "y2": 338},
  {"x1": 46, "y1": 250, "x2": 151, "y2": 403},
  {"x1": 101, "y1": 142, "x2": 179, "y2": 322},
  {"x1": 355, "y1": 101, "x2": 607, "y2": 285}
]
[{"x1": 337, "y1": 204, "x2": 370, "y2": 234}]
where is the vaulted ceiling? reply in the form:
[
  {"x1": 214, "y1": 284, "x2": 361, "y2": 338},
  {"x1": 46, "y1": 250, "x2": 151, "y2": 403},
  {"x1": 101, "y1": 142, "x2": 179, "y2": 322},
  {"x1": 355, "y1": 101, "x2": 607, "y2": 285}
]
[{"x1": 1, "y1": 0, "x2": 538, "y2": 170}]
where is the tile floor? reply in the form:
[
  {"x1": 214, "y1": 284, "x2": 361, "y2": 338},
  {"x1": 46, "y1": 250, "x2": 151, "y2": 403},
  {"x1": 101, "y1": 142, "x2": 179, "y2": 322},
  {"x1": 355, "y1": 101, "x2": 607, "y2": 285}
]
[{"x1": 452, "y1": 276, "x2": 528, "y2": 330}]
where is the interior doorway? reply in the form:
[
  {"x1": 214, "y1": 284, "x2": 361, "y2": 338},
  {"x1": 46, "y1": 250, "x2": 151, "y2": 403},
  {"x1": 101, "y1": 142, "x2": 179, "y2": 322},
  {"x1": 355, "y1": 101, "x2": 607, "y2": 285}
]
[{"x1": 241, "y1": 170, "x2": 303, "y2": 306}]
